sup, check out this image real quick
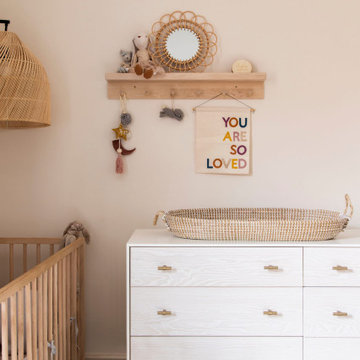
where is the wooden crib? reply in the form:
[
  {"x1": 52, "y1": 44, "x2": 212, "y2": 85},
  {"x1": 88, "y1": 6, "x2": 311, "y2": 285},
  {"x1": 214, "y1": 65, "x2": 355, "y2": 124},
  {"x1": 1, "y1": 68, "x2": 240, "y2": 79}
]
[{"x1": 0, "y1": 237, "x2": 85, "y2": 360}]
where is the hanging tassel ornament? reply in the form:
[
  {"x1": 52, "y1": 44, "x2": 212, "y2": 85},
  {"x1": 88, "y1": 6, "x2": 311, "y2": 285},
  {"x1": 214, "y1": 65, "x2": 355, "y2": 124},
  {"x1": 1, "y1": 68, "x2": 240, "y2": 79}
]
[
  {"x1": 115, "y1": 148, "x2": 124, "y2": 174},
  {"x1": 111, "y1": 93, "x2": 136, "y2": 174}
]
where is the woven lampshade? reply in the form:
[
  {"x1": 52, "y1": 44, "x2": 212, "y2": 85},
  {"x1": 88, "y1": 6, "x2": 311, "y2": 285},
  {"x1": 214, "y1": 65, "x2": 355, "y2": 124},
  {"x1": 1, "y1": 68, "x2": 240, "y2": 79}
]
[{"x1": 0, "y1": 30, "x2": 51, "y2": 128}]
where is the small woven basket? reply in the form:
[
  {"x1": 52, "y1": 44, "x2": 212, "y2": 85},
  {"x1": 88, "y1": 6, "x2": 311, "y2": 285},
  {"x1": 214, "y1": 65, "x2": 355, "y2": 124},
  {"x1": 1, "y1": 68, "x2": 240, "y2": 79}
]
[{"x1": 153, "y1": 195, "x2": 353, "y2": 241}]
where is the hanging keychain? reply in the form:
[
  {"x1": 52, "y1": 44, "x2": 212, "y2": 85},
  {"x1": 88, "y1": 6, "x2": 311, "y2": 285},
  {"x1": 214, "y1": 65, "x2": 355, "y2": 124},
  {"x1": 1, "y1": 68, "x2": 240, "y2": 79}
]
[{"x1": 112, "y1": 93, "x2": 136, "y2": 174}]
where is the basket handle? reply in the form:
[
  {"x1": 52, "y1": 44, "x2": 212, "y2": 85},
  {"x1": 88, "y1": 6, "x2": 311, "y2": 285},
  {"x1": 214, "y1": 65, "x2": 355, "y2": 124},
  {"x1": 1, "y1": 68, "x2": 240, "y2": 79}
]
[
  {"x1": 153, "y1": 210, "x2": 166, "y2": 226},
  {"x1": 343, "y1": 194, "x2": 354, "y2": 219},
  {"x1": 0, "y1": 20, "x2": 10, "y2": 31}
]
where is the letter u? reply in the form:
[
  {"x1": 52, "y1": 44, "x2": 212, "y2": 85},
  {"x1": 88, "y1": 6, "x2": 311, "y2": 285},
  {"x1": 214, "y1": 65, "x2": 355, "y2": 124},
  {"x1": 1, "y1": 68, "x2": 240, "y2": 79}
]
[{"x1": 239, "y1": 118, "x2": 248, "y2": 128}]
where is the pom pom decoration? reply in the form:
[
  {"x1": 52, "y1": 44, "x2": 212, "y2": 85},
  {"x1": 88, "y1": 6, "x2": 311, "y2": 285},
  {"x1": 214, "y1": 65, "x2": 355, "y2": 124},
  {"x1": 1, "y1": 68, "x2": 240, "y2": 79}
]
[{"x1": 121, "y1": 112, "x2": 132, "y2": 126}]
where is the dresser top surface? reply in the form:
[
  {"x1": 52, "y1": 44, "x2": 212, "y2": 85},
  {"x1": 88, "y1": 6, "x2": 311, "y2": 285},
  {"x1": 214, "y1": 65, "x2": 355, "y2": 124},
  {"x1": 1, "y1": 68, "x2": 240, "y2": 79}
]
[{"x1": 128, "y1": 228, "x2": 360, "y2": 247}]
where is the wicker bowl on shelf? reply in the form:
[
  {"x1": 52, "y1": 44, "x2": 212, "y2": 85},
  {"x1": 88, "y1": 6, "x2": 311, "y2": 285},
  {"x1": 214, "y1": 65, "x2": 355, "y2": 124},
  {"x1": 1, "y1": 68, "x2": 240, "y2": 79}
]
[{"x1": 153, "y1": 195, "x2": 353, "y2": 242}]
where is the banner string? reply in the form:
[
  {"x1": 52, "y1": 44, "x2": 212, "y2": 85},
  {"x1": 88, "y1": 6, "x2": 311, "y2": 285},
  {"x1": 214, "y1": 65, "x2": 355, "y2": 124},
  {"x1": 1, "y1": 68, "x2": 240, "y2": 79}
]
[{"x1": 193, "y1": 92, "x2": 255, "y2": 112}]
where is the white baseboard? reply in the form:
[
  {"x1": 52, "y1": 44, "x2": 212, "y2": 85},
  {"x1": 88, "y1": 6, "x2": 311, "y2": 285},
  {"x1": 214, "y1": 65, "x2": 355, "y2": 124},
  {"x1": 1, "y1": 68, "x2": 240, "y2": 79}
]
[{"x1": 85, "y1": 353, "x2": 126, "y2": 360}]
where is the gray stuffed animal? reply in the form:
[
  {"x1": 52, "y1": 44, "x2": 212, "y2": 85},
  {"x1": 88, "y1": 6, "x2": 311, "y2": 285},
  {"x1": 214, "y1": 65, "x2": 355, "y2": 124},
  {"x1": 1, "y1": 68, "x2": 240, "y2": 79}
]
[
  {"x1": 118, "y1": 49, "x2": 133, "y2": 73},
  {"x1": 63, "y1": 221, "x2": 90, "y2": 246},
  {"x1": 160, "y1": 107, "x2": 184, "y2": 121}
]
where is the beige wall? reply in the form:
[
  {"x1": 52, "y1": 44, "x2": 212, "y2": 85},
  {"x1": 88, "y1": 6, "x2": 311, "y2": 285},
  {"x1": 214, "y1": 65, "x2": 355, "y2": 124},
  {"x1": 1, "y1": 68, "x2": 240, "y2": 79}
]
[{"x1": 1, "y1": 0, "x2": 360, "y2": 357}]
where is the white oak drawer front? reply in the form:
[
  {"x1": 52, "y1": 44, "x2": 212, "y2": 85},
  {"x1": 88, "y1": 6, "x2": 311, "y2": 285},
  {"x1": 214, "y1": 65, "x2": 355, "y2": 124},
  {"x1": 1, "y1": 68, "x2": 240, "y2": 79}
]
[
  {"x1": 304, "y1": 248, "x2": 360, "y2": 286},
  {"x1": 131, "y1": 247, "x2": 302, "y2": 286},
  {"x1": 304, "y1": 338, "x2": 360, "y2": 360},
  {"x1": 304, "y1": 288, "x2": 360, "y2": 337},
  {"x1": 131, "y1": 287, "x2": 302, "y2": 336},
  {"x1": 131, "y1": 337, "x2": 303, "y2": 360}
]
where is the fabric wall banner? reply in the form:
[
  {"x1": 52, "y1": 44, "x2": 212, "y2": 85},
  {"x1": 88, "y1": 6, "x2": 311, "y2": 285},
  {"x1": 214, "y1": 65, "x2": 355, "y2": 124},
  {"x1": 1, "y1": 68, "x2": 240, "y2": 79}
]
[{"x1": 195, "y1": 107, "x2": 251, "y2": 175}]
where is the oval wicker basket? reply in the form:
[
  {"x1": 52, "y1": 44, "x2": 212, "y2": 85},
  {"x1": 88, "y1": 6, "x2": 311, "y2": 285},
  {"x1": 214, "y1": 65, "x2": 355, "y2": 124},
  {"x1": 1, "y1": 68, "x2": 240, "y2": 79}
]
[{"x1": 153, "y1": 195, "x2": 353, "y2": 241}]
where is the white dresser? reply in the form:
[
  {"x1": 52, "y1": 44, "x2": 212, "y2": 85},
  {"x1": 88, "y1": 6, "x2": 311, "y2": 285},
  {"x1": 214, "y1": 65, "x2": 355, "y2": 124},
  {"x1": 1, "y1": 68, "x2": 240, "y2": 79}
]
[{"x1": 127, "y1": 229, "x2": 360, "y2": 360}]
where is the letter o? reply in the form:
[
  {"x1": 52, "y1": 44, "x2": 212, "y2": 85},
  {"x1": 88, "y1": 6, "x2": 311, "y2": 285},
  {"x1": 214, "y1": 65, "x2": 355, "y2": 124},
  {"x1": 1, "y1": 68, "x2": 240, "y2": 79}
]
[
  {"x1": 213, "y1": 158, "x2": 222, "y2": 168},
  {"x1": 237, "y1": 145, "x2": 247, "y2": 155},
  {"x1": 229, "y1": 117, "x2": 238, "y2": 127}
]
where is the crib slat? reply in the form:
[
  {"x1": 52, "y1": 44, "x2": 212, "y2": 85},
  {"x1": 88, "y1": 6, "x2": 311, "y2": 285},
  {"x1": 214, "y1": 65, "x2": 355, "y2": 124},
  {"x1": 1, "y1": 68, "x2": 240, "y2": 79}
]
[
  {"x1": 71, "y1": 250, "x2": 78, "y2": 360},
  {"x1": 62, "y1": 259, "x2": 66, "y2": 360},
  {"x1": 36, "y1": 244, "x2": 41, "y2": 265},
  {"x1": 50, "y1": 244, "x2": 55, "y2": 256},
  {"x1": 10, "y1": 295, "x2": 18, "y2": 360},
  {"x1": 48, "y1": 267, "x2": 53, "y2": 344},
  {"x1": 76, "y1": 250, "x2": 81, "y2": 360},
  {"x1": 9, "y1": 244, "x2": 14, "y2": 282},
  {"x1": 54, "y1": 263, "x2": 59, "y2": 360},
  {"x1": 38, "y1": 275, "x2": 44, "y2": 360},
  {"x1": 23, "y1": 244, "x2": 27, "y2": 274},
  {"x1": 31, "y1": 279, "x2": 38, "y2": 360},
  {"x1": 25, "y1": 285, "x2": 33, "y2": 360},
  {"x1": 66, "y1": 256, "x2": 71, "y2": 360},
  {"x1": 79, "y1": 243, "x2": 85, "y2": 360},
  {"x1": 18, "y1": 288, "x2": 24, "y2": 360},
  {"x1": 58, "y1": 260, "x2": 63, "y2": 360},
  {"x1": 43, "y1": 271, "x2": 49, "y2": 360},
  {"x1": 1, "y1": 300, "x2": 9, "y2": 360}
]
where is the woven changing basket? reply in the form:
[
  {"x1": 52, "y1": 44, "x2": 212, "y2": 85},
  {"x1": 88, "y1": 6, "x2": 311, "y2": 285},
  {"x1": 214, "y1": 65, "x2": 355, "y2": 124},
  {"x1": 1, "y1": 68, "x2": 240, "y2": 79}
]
[{"x1": 153, "y1": 195, "x2": 353, "y2": 241}]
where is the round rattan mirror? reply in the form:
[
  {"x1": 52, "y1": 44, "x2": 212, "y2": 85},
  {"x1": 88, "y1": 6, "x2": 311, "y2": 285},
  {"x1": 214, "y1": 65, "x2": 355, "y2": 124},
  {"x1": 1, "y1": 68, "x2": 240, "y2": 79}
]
[{"x1": 150, "y1": 11, "x2": 217, "y2": 72}]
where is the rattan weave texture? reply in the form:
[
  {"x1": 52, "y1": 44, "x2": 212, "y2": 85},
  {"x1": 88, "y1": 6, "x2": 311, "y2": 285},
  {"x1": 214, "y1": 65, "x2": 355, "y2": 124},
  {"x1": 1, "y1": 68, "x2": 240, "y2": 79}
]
[
  {"x1": 154, "y1": 195, "x2": 353, "y2": 241},
  {"x1": 0, "y1": 31, "x2": 50, "y2": 128}
]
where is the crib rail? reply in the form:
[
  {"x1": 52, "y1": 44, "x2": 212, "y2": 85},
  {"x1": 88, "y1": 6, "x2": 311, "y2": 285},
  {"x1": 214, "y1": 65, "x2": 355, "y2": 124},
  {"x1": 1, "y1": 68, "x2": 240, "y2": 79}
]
[
  {"x1": 0, "y1": 238, "x2": 64, "y2": 283},
  {"x1": 0, "y1": 238, "x2": 85, "y2": 360}
]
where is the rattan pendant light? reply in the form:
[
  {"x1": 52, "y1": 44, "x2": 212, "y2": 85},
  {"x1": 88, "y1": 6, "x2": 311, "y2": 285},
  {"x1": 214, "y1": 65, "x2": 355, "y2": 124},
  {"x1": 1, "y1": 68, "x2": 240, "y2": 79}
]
[{"x1": 0, "y1": 20, "x2": 51, "y2": 128}]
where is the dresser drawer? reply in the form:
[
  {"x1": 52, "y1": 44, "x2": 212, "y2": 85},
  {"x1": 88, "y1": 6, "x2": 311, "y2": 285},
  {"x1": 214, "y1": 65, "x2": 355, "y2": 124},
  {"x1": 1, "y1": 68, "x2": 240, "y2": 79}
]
[
  {"x1": 304, "y1": 288, "x2": 360, "y2": 337},
  {"x1": 304, "y1": 338, "x2": 360, "y2": 360},
  {"x1": 131, "y1": 287, "x2": 302, "y2": 336},
  {"x1": 131, "y1": 247, "x2": 302, "y2": 286},
  {"x1": 304, "y1": 248, "x2": 360, "y2": 286},
  {"x1": 131, "y1": 337, "x2": 303, "y2": 360}
]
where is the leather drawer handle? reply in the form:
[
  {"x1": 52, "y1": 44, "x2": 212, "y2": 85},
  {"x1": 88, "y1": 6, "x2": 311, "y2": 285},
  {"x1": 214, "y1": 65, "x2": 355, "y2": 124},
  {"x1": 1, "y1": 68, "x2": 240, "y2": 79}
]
[
  {"x1": 263, "y1": 309, "x2": 278, "y2": 316},
  {"x1": 264, "y1": 265, "x2": 279, "y2": 270},
  {"x1": 332, "y1": 265, "x2": 349, "y2": 271},
  {"x1": 157, "y1": 309, "x2": 172, "y2": 316},
  {"x1": 158, "y1": 265, "x2": 172, "y2": 271},
  {"x1": 333, "y1": 311, "x2": 348, "y2": 317}
]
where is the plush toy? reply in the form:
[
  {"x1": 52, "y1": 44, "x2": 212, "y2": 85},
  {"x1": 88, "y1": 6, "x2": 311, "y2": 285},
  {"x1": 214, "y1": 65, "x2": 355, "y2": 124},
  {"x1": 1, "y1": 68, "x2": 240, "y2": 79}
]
[
  {"x1": 160, "y1": 107, "x2": 184, "y2": 121},
  {"x1": 129, "y1": 33, "x2": 164, "y2": 79},
  {"x1": 117, "y1": 49, "x2": 133, "y2": 73},
  {"x1": 63, "y1": 221, "x2": 90, "y2": 246}
]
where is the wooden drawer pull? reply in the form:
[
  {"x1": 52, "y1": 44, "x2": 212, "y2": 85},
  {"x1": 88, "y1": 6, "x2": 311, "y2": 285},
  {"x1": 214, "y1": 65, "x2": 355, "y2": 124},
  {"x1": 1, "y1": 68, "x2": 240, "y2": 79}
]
[
  {"x1": 158, "y1": 265, "x2": 172, "y2": 271},
  {"x1": 332, "y1": 265, "x2": 349, "y2": 271},
  {"x1": 263, "y1": 309, "x2": 278, "y2": 316},
  {"x1": 264, "y1": 265, "x2": 279, "y2": 270},
  {"x1": 333, "y1": 311, "x2": 348, "y2": 317},
  {"x1": 157, "y1": 309, "x2": 172, "y2": 316}
]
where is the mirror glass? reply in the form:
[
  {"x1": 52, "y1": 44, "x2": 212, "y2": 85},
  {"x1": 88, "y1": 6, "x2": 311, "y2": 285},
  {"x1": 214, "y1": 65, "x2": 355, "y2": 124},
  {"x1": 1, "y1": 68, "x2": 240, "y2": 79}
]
[{"x1": 165, "y1": 29, "x2": 199, "y2": 61}]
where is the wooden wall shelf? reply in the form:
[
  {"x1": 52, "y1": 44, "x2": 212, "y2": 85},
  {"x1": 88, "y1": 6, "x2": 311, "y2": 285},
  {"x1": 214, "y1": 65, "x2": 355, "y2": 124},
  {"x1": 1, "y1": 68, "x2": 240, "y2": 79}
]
[{"x1": 105, "y1": 72, "x2": 266, "y2": 99}]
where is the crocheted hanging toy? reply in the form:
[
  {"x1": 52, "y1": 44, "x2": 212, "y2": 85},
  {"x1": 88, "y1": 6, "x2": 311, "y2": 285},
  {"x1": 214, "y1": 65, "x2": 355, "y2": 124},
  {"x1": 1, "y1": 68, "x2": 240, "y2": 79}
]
[
  {"x1": 159, "y1": 92, "x2": 184, "y2": 121},
  {"x1": 112, "y1": 93, "x2": 136, "y2": 174}
]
